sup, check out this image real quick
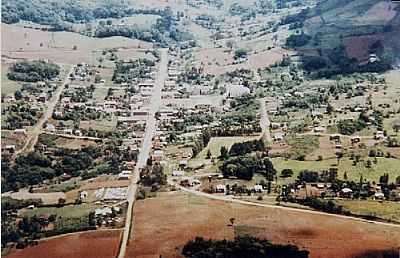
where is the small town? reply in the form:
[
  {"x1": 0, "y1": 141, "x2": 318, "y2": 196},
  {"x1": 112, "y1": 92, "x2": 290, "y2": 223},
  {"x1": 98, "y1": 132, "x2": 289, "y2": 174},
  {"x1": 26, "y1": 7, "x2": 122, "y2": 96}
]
[{"x1": 1, "y1": 0, "x2": 400, "y2": 258}]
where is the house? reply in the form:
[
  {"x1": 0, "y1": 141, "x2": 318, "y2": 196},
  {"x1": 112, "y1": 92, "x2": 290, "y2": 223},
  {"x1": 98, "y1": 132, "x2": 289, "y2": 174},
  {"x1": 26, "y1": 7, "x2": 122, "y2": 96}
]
[
  {"x1": 351, "y1": 136, "x2": 361, "y2": 144},
  {"x1": 118, "y1": 171, "x2": 132, "y2": 180},
  {"x1": 172, "y1": 170, "x2": 185, "y2": 177},
  {"x1": 340, "y1": 188, "x2": 353, "y2": 198},
  {"x1": 374, "y1": 192, "x2": 385, "y2": 200},
  {"x1": 254, "y1": 185, "x2": 263, "y2": 193},
  {"x1": 273, "y1": 132, "x2": 284, "y2": 142},
  {"x1": 95, "y1": 207, "x2": 112, "y2": 216},
  {"x1": 152, "y1": 150, "x2": 164, "y2": 161},
  {"x1": 374, "y1": 131, "x2": 385, "y2": 140},
  {"x1": 38, "y1": 93, "x2": 47, "y2": 102},
  {"x1": 4, "y1": 145, "x2": 16, "y2": 153},
  {"x1": 216, "y1": 184, "x2": 226, "y2": 193},
  {"x1": 80, "y1": 191, "x2": 88, "y2": 200},
  {"x1": 14, "y1": 129, "x2": 27, "y2": 135},
  {"x1": 314, "y1": 126, "x2": 325, "y2": 133}
]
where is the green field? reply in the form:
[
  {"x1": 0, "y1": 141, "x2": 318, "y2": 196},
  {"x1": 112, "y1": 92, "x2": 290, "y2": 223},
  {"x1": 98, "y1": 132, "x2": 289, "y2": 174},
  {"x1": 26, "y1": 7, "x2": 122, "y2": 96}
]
[
  {"x1": 272, "y1": 157, "x2": 400, "y2": 184},
  {"x1": 1, "y1": 64, "x2": 22, "y2": 95},
  {"x1": 334, "y1": 199, "x2": 400, "y2": 223},
  {"x1": 22, "y1": 203, "x2": 95, "y2": 219}
]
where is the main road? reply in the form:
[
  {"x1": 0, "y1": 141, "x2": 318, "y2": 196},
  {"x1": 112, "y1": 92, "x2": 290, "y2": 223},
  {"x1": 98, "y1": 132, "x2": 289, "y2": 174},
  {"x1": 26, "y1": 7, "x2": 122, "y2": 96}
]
[{"x1": 117, "y1": 49, "x2": 168, "y2": 258}]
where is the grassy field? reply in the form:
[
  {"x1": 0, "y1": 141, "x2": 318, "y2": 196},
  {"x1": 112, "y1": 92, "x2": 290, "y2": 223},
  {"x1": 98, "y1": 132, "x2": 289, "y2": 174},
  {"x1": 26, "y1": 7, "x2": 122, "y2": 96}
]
[
  {"x1": 272, "y1": 157, "x2": 400, "y2": 184},
  {"x1": 334, "y1": 199, "x2": 400, "y2": 223},
  {"x1": 22, "y1": 203, "x2": 95, "y2": 219},
  {"x1": 1, "y1": 63, "x2": 22, "y2": 95}
]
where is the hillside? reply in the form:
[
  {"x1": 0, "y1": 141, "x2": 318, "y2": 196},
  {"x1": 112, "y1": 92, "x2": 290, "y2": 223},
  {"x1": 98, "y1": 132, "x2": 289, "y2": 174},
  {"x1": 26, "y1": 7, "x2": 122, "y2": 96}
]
[{"x1": 284, "y1": 0, "x2": 400, "y2": 76}]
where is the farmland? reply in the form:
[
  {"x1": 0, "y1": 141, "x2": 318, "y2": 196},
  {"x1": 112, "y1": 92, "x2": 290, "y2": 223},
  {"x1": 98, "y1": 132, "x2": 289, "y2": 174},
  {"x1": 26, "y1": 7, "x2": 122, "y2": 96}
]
[
  {"x1": 127, "y1": 191, "x2": 400, "y2": 258},
  {"x1": 6, "y1": 230, "x2": 122, "y2": 258}
]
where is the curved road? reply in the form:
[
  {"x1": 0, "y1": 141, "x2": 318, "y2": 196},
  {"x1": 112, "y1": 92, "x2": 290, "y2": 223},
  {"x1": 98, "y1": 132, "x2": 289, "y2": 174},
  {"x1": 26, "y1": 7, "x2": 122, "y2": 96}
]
[{"x1": 168, "y1": 179, "x2": 400, "y2": 229}]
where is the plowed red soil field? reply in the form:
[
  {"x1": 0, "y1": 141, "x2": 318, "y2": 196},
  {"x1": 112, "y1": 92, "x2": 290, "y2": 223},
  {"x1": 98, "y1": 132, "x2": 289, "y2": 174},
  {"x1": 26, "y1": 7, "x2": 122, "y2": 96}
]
[
  {"x1": 6, "y1": 229, "x2": 122, "y2": 258},
  {"x1": 126, "y1": 192, "x2": 400, "y2": 258}
]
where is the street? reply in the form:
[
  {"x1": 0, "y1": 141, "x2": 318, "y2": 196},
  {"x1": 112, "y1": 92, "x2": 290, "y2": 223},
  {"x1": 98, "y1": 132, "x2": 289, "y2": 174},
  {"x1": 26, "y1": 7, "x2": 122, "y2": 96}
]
[{"x1": 117, "y1": 48, "x2": 168, "y2": 258}]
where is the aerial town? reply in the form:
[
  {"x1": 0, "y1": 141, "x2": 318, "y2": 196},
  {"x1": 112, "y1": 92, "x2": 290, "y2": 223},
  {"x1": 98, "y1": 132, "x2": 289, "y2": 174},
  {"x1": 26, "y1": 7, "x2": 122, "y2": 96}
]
[{"x1": 1, "y1": 0, "x2": 400, "y2": 257}]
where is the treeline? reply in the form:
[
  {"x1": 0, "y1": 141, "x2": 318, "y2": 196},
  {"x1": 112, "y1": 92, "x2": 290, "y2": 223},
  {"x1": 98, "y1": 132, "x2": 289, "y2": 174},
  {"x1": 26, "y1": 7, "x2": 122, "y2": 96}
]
[
  {"x1": 1, "y1": 146, "x2": 104, "y2": 192},
  {"x1": 94, "y1": 8, "x2": 192, "y2": 45},
  {"x1": 2, "y1": 0, "x2": 150, "y2": 26},
  {"x1": 182, "y1": 236, "x2": 309, "y2": 258},
  {"x1": 7, "y1": 60, "x2": 60, "y2": 83}
]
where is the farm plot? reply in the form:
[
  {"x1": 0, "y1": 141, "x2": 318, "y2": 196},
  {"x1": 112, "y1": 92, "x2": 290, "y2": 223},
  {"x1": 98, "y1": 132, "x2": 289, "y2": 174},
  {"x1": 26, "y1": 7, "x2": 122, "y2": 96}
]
[
  {"x1": 6, "y1": 229, "x2": 122, "y2": 258},
  {"x1": 126, "y1": 191, "x2": 400, "y2": 258}
]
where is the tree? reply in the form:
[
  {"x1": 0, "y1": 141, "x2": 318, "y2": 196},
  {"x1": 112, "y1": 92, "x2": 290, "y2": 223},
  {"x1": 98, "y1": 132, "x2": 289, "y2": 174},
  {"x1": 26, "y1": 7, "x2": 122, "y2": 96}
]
[
  {"x1": 206, "y1": 149, "x2": 212, "y2": 159},
  {"x1": 73, "y1": 45, "x2": 78, "y2": 50},
  {"x1": 14, "y1": 90, "x2": 23, "y2": 100},
  {"x1": 281, "y1": 168, "x2": 293, "y2": 178},
  {"x1": 219, "y1": 146, "x2": 229, "y2": 160},
  {"x1": 234, "y1": 48, "x2": 247, "y2": 59}
]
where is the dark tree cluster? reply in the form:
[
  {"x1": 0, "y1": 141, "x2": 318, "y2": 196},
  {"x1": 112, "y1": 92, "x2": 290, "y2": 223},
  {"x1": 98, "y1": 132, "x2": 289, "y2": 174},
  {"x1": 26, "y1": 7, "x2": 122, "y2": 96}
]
[
  {"x1": 229, "y1": 139, "x2": 265, "y2": 156},
  {"x1": 219, "y1": 155, "x2": 276, "y2": 181},
  {"x1": 182, "y1": 236, "x2": 309, "y2": 258},
  {"x1": 7, "y1": 60, "x2": 60, "y2": 83}
]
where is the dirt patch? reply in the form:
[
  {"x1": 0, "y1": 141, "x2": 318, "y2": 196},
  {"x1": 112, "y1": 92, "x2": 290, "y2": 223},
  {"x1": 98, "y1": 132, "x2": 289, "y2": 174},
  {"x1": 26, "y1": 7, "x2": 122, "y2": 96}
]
[
  {"x1": 6, "y1": 230, "x2": 122, "y2": 258},
  {"x1": 127, "y1": 191, "x2": 400, "y2": 258}
]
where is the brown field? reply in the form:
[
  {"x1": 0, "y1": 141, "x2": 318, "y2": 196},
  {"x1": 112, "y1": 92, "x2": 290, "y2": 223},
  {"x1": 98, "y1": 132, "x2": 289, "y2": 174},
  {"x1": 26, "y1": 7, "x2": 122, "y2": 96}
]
[
  {"x1": 194, "y1": 47, "x2": 291, "y2": 75},
  {"x1": 6, "y1": 230, "x2": 122, "y2": 258},
  {"x1": 343, "y1": 29, "x2": 400, "y2": 62},
  {"x1": 357, "y1": 1, "x2": 397, "y2": 25},
  {"x1": 54, "y1": 137, "x2": 98, "y2": 150},
  {"x1": 1, "y1": 23, "x2": 152, "y2": 64},
  {"x1": 127, "y1": 191, "x2": 400, "y2": 258}
]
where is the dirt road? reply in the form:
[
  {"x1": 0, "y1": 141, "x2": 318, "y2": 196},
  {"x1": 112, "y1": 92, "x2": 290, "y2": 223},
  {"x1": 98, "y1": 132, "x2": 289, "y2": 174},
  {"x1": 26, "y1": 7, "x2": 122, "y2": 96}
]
[
  {"x1": 117, "y1": 48, "x2": 168, "y2": 258},
  {"x1": 16, "y1": 65, "x2": 74, "y2": 155},
  {"x1": 259, "y1": 97, "x2": 272, "y2": 143}
]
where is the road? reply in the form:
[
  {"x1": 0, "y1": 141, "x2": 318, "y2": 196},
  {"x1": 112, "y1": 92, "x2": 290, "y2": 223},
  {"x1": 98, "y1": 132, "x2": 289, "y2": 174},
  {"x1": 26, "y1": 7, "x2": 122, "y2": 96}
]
[
  {"x1": 117, "y1": 48, "x2": 168, "y2": 258},
  {"x1": 259, "y1": 97, "x2": 272, "y2": 143},
  {"x1": 16, "y1": 65, "x2": 74, "y2": 155},
  {"x1": 168, "y1": 179, "x2": 400, "y2": 229}
]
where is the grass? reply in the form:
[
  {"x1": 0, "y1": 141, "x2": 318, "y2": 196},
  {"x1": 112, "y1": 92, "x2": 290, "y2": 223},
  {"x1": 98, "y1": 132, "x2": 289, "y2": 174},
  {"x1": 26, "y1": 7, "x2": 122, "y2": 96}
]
[
  {"x1": 1, "y1": 63, "x2": 22, "y2": 95},
  {"x1": 334, "y1": 199, "x2": 400, "y2": 223},
  {"x1": 22, "y1": 203, "x2": 96, "y2": 219},
  {"x1": 198, "y1": 136, "x2": 260, "y2": 159},
  {"x1": 272, "y1": 157, "x2": 400, "y2": 184},
  {"x1": 285, "y1": 135, "x2": 319, "y2": 160}
]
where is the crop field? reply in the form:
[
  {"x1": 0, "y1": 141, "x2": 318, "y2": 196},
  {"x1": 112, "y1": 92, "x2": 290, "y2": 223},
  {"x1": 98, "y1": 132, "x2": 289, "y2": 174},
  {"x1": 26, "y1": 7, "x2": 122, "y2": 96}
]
[
  {"x1": 126, "y1": 191, "x2": 400, "y2": 258},
  {"x1": 6, "y1": 230, "x2": 122, "y2": 258}
]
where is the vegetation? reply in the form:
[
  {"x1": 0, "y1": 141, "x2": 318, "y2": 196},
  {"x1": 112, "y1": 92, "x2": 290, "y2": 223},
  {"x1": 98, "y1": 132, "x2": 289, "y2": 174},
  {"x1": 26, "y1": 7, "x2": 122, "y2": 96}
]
[
  {"x1": 219, "y1": 155, "x2": 276, "y2": 181},
  {"x1": 182, "y1": 236, "x2": 309, "y2": 258},
  {"x1": 7, "y1": 60, "x2": 60, "y2": 82}
]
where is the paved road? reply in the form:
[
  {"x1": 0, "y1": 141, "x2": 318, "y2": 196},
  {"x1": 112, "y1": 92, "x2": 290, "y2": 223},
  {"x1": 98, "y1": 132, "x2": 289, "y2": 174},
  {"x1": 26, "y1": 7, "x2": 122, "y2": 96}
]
[
  {"x1": 259, "y1": 97, "x2": 272, "y2": 143},
  {"x1": 168, "y1": 179, "x2": 400, "y2": 229},
  {"x1": 117, "y1": 49, "x2": 168, "y2": 258},
  {"x1": 16, "y1": 65, "x2": 74, "y2": 155}
]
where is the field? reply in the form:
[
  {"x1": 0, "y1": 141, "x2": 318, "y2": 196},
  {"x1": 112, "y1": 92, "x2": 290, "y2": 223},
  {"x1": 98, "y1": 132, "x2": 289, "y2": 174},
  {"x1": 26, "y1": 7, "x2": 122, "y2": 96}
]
[
  {"x1": 6, "y1": 229, "x2": 122, "y2": 258},
  {"x1": 1, "y1": 62, "x2": 22, "y2": 95},
  {"x1": 272, "y1": 157, "x2": 400, "y2": 184},
  {"x1": 2, "y1": 189, "x2": 66, "y2": 205},
  {"x1": 193, "y1": 47, "x2": 291, "y2": 75},
  {"x1": 1, "y1": 23, "x2": 152, "y2": 64},
  {"x1": 21, "y1": 203, "x2": 96, "y2": 219},
  {"x1": 126, "y1": 191, "x2": 400, "y2": 258},
  {"x1": 335, "y1": 199, "x2": 400, "y2": 223}
]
